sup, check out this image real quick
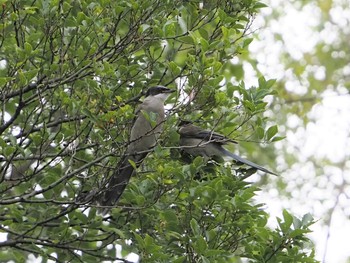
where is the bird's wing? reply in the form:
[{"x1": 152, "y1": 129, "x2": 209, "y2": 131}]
[
  {"x1": 179, "y1": 124, "x2": 236, "y2": 144},
  {"x1": 198, "y1": 130, "x2": 235, "y2": 142}
]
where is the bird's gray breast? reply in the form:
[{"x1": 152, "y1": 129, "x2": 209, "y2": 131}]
[{"x1": 127, "y1": 99, "x2": 165, "y2": 154}]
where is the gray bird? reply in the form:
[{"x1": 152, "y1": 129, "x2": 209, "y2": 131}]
[
  {"x1": 100, "y1": 86, "x2": 175, "y2": 209},
  {"x1": 178, "y1": 120, "x2": 277, "y2": 176}
]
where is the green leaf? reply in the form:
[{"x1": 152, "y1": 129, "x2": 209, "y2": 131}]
[
  {"x1": 282, "y1": 209, "x2": 294, "y2": 231},
  {"x1": 301, "y1": 213, "x2": 314, "y2": 227},
  {"x1": 128, "y1": 159, "x2": 137, "y2": 169},
  {"x1": 242, "y1": 100, "x2": 255, "y2": 111},
  {"x1": 12, "y1": 250, "x2": 26, "y2": 262},
  {"x1": 200, "y1": 38, "x2": 209, "y2": 52},
  {"x1": 24, "y1": 42, "x2": 32, "y2": 54},
  {"x1": 266, "y1": 79, "x2": 276, "y2": 89},
  {"x1": 190, "y1": 218, "x2": 201, "y2": 236},
  {"x1": 193, "y1": 156, "x2": 204, "y2": 167},
  {"x1": 4, "y1": 146, "x2": 16, "y2": 156},
  {"x1": 17, "y1": 70, "x2": 27, "y2": 85},
  {"x1": 161, "y1": 209, "x2": 178, "y2": 223},
  {"x1": 23, "y1": 69, "x2": 39, "y2": 81},
  {"x1": 256, "y1": 126, "x2": 265, "y2": 139},
  {"x1": 258, "y1": 76, "x2": 266, "y2": 88},
  {"x1": 169, "y1": 61, "x2": 181, "y2": 75},
  {"x1": 198, "y1": 28, "x2": 208, "y2": 39},
  {"x1": 290, "y1": 228, "x2": 310, "y2": 238},
  {"x1": 218, "y1": 9, "x2": 227, "y2": 21},
  {"x1": 0, "y1": 77, "x2": 14, "y2": 86},
  {"x1": 72, "y1": 211, "x2": 88, "y2": 224},
  {"x1": 243, "y1": 38, "x2": 253, "y2": 48},
  {"x1": 76, "y1": 11, "x2": 87, "y2": 24},
  {"x1": 266, "y1": 125, "x2": 278, "y2": 141},
  {"x1": 254, "y1": 2, "x2": 268, "y2": 9},
  {"x1": 208, "y1": 40, "x2": 221, "y2": 51},
  {"x1": 133, "y1": 233, "x2": 145, "y2": 248},
  {"x1": 271, "y1": 136, "x2": 286, "y2": 142},
  {"x1": 178, "y1": 35, "x2": 194, "y2": 45},
  {"x1": 173, "y1": 256, "x2": 186, "y2": 263},
  {"x1": 144, "y1": 234, "x2": 154, "y2": 250},
  {"x1": 141, "y1": 110, "x2": 158, "y2": 128},
  {"x1": 194, "y1": 236, "x2": 207, "y2": 253},
  {"x1": 114, "y1": 5, "x2": 125, "y2": 15}
]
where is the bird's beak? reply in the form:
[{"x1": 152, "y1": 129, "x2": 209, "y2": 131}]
[{"x1": 164, "y1": 88, "x2": 176, "y2": 93}]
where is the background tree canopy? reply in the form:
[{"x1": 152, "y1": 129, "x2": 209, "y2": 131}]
[
  {"x1": 0, "y1": 0, "x2": 317, "y2": 262},
  {"x1": 246, "y1": 0, "x2": 350, "y2": 261}
]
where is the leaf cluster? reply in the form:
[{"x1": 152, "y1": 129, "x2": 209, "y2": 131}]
[{"x1": 0, "y1": 0, "x2": 316, "y2": 262}]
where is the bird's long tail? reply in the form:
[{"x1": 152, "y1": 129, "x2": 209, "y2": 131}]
[
  {"x1": 222, "y1": 149, "x2": 278, "y2": 176},
  {"x1": 99, "y1": 154, "x2": 146, "y2": 213}
]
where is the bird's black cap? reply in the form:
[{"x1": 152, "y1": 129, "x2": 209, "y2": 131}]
[
  {"x1": 145, "y1": 86, "x2": 175, "y2": 96},
  {"x1": 178, "y1": 119, "x2": 193, "y2": 126}
]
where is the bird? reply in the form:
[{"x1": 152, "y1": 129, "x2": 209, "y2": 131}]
[
  {"x1": 178, "y1": 120, "x2": 277, "y2": 176},
  {"x1": 99, "y1": 86, "x2": 175, "y2": 209}
]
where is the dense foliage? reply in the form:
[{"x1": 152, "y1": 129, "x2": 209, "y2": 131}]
[{"x1": 0, "y1": 0, "x2": 317, "y2": 262}]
